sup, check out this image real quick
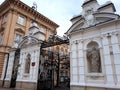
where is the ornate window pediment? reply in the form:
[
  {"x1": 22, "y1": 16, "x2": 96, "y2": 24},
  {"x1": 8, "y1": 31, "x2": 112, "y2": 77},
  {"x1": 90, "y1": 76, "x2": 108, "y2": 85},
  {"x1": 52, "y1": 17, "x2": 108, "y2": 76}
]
[
  {"x1": 15, "y1": 28, "x2": 25, "y2": 34},
  {"x1": 18, "y1": 36, "x2": 41, "y2": 48}
]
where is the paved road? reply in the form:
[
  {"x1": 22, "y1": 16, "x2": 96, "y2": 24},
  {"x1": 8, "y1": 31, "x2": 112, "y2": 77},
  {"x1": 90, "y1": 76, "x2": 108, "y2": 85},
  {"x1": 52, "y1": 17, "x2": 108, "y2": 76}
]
[
  {"x1": 54, "y1": 87, "x2": 70, "y2": 90},
  {"x1": 0, "y1": 87, "x2": 70, "y2": 90}
]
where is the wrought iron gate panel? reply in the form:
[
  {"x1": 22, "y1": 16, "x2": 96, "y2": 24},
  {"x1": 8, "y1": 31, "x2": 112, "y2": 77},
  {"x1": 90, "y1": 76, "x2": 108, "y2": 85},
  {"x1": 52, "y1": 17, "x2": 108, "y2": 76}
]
[{"x1": 37, "y1": 35, "x2": 69, "y2": 90}]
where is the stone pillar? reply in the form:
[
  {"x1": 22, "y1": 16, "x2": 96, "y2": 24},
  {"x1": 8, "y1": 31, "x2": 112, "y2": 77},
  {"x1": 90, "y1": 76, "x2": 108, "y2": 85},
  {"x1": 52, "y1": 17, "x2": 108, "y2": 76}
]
[
  {"x1": 102, "y1": 34, "x2": 114, "y2": 85},
  {"x1": 16, "y1": 45, "x2": 40, "y2": 90},
  {"x1": 70, "y1": 40, "x2": 79, "y2": 85},
  {"x1": 69, "y1": 42, "x2": 72, "y2": 84},
  {"x1": 76, "y1": 40, "x2": 79, "y2": 83},
  {"x1": 4, "y1": 49, "x2": 16, "y2": 87},
  {"x1": 78, "y1": 40, "x2": 85, "y2": 84},
  {"x1": 111, "y1": 32, "x2": 120, "y2": 86}
]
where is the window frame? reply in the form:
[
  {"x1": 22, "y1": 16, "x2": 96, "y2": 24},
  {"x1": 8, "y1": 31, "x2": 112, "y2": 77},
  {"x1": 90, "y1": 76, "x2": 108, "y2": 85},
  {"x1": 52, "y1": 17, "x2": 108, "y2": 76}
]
[
  {"x1": 0, "y1": 32, "x2": 4, "y2": 45},
  {"x1": 17, "y1": 15, "x2": 25, "y2": 26},
  {"x1": 14, "y1": 33, "x2": 23, "y2": 44}
]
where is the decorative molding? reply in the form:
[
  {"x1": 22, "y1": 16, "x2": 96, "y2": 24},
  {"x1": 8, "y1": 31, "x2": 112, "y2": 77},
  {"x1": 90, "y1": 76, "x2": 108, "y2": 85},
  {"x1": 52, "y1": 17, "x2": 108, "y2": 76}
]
[{"x1": 15, "y1": 28, "x2": 25, "y2": 34}]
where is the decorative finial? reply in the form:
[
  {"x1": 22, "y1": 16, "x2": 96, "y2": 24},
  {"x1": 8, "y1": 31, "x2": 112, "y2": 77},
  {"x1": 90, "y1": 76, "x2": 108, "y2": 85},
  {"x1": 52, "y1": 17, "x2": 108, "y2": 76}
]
[
  {"x1": 84, "y1": 0, "x2": 90, "y2": 2},
  {"x1": 32, "y1": 2, "x2": 37, "y2": 10},
  {"x1": 31, "y1": 2, "x2": 38, "y2": 20}
]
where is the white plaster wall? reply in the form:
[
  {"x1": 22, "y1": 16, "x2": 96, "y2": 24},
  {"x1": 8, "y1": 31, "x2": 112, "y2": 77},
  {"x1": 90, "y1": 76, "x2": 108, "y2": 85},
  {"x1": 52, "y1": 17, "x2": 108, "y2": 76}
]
[
  {"x1": 78, "y1": 41, "x2": 85, "y2": 83},
  {"x1": 71, "y1": 42, "x2": 78, "y2": 83},
  {"x1": 17, "y1": 44, "x2": 40, "y2": 83},
  {"x1": 70, "y1": 21, "x2": 120, "y2": 89}
]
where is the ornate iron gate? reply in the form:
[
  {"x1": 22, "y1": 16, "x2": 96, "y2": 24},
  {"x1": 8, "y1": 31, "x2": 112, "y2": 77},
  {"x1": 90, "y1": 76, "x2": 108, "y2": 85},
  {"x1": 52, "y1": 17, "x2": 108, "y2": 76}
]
[{"x1": 37, "y1": 35, "x2": 69, "y2": 90}]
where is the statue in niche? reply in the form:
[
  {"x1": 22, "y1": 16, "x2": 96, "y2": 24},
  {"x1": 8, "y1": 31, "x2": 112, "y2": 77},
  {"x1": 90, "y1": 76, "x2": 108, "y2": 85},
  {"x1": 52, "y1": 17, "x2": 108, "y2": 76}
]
[
  {"x1": 87, "y1": 47, "x2": 101, "y2": 73},
  {"x1": 25, "y1": 54, "x2": 31, "y2": 73}
]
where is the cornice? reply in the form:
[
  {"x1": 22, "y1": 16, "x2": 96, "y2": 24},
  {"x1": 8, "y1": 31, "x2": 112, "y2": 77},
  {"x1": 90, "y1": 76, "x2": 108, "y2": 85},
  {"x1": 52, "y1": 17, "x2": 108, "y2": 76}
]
[
  {"x1": 67, "y1": 18, "x2": 120, "y2": 36},
  {"x1": 17, "y1": 1, "x2": 59, "y2": 28},
  {"x1": 98, "y1": 2, "x2": 116, "y2": 12},
  {"x1": 82, "y1": 0, "x2": 97, "y2": 7},
  {"x1": 0, "y1": 0, "x2": 59, "y2": 29}
]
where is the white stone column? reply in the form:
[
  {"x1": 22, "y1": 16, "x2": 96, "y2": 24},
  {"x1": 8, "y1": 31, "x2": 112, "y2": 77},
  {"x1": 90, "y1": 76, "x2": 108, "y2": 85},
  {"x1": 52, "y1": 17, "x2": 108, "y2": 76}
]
[
  {"x1": 102, "y1": 34, "x2": 114, "y2": 85},
  {"x1": 69, "y1": 43, "x2": 73, "y2": 84},
  {"x1": 32, "y1": 51, "x2": 36, "y2": 80},
  {"x1": 111, "y1": 32, "x2": 120, "y2": 86},
  {"x1": 30, "y1": 51, "x2": 33, "y2": 80},
  {"x1": 71, "y1": 40, "x2": 79, "y2": 85},
  {"x1": 5, "y1": 50, "x2": 16, "y2": 80},
  {"x1": 17, "y1": 52, "x2": 22, "y2": 80},
  {"x1": 31, "y1": 48, "x2": 40, "y2": 81},
  {"x1": 76, "y1": 40, "x2": 79, "y2": 83},
  {"x1": 17, "y1": 45, "x2": 40, "y2": 83},
  {"x1": 78, "y1": 40, "x2": 85, "y2": 85}
]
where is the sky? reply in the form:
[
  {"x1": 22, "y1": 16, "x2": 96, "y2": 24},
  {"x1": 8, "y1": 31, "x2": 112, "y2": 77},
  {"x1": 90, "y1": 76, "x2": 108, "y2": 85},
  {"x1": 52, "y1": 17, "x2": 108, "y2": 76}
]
[{"x1": 0, "y1": 0, "x2": 120, "y2": 36}]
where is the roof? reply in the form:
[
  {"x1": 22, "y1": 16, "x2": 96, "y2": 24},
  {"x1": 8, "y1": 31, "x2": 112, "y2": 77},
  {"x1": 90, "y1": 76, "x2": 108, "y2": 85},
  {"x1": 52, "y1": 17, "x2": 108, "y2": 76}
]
[
  {"x1": 70, "y1": 15, "x2": 82, "y2": 21},
  {"x1": 98, "y1": 1, "x2": 116, "y2": 12},
  {"x1": 82, "y1": 0, "x2": 97, "y2": 7},
  {"x1": 0, "y1": 0, "x2": 59, "y2": 28}
]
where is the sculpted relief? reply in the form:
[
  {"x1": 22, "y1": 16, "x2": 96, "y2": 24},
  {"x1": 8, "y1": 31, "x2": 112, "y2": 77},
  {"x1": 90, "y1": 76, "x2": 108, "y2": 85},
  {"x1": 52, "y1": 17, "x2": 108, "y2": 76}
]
[
  {"x1": 25, "y1": 54, "x2": 31, "y2": 74},
  {"x1": 87, "y1": 42, "x2": 101, "y2": 73}
]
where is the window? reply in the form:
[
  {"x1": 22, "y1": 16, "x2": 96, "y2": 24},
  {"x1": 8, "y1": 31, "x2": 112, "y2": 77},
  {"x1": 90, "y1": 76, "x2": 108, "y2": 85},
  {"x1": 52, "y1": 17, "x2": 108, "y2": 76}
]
[
  {"x1": 14, "y1": 33, "x2": 22, "y2": 43},
  {"x1": 1, "y1": 14, "x2": 8, "y2": 24},
  {"x1": 0, "y1": 32, "x2": 4, "y2": 45},
  {"x1": 25, "y1": 54, "x2": 31, "y2": 74},
  {"x1": 18, "y1": 16, "x2": 25, "y2": 26},
  {"x1": 4, "y1": 14, "x2": 8, "y2": 23}
]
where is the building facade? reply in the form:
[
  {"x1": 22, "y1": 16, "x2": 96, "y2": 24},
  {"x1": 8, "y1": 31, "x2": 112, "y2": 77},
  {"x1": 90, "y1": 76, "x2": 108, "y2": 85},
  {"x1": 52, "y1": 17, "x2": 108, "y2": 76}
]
[
  {"x1": 66, "y1": 0, "x2": 120, "y2": 90},
  {"x1": 0, "y1": 0, "x2": 69, "y2": 89}
]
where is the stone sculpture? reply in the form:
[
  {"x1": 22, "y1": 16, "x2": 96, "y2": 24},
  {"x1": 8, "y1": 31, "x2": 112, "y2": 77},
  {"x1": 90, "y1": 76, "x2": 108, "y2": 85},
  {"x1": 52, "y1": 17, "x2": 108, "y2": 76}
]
[{"x1": 87, "y1": 47, "x2": 101, "y2": 73}]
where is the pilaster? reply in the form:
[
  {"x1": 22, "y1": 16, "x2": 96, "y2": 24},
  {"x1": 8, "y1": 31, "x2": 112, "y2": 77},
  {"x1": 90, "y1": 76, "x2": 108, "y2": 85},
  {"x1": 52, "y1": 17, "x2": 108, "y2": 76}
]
[
  {"x1": 78, "y1": 40, "x2": 85, "y2": 84},
  {"x1": 101, "y1": 33, "x2": 114, "y2": 85},
  {"x1": 110, "y1": 32, "x2": 120, "y2": 86},
  {"x1": 70, "y1": 40, "x2": 78, "y2": 84}
]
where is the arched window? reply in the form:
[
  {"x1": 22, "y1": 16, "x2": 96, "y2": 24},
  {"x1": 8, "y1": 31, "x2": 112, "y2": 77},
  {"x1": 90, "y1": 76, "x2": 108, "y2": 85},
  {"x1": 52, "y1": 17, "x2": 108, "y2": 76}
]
[
  {"x1": 25, "y1": 54, "x2": 31, "y2": 74},
  {"x1": 86, "y1": 41, "x2": 102, "y2": 73}
]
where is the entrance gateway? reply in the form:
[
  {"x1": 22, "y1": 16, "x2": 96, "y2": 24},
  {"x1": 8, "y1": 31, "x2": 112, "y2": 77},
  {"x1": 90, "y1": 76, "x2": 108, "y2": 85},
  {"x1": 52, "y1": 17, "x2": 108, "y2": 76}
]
[{"x1": 2, "y1": 21, "x2": 69, "y2": 90}]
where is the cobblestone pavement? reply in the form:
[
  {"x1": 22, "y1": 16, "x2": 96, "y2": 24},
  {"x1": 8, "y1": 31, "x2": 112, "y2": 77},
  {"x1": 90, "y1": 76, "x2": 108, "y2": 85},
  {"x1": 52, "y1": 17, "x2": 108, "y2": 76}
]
[{"x1": 0, "y1": 87, "x2": 70, "y2": 90}]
